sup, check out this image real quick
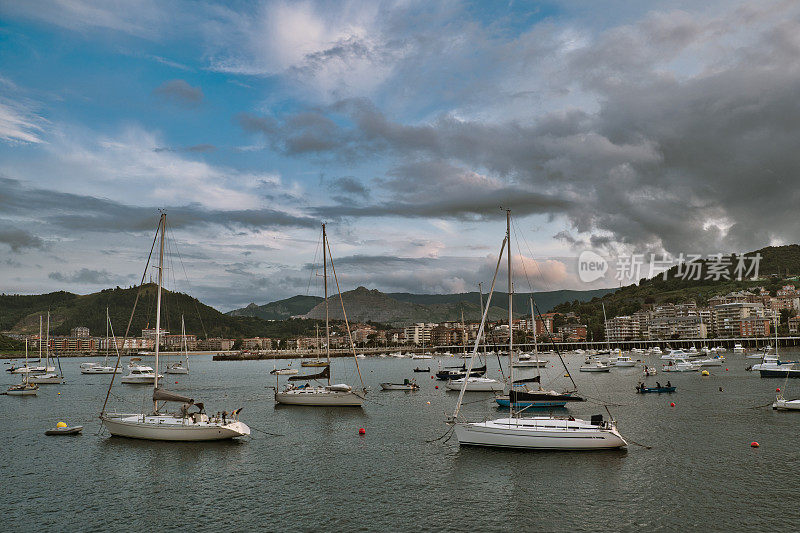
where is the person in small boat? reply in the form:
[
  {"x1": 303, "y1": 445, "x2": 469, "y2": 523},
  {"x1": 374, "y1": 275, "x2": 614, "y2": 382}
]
[
  {"x1": 656, "y1": 381, "x2": 662, "y2": 388},
  {"x1": 666, "y1": 381, "x2": 671, "y2": 388}
]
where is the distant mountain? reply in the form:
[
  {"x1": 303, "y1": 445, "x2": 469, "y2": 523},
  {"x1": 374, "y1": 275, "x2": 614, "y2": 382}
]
[
  {"x1": 388, "y1": 289, "x2": 616, "y2": 315},
  {"x1": 0, "y1": 285, "x2": 324, "y2": 340},
  {"x1": 227, "y1": 295, "x2": 323, "y2": 320},
  {"x1": 227, "y1": 287, "x2": 616, "y2": 327},
  {"x1": 302, "y1": 286, "x2": 509, "y2": 326}
]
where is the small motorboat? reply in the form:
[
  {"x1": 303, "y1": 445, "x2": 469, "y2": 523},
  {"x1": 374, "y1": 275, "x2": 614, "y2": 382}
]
[
  {"x1": 413, "y1": 367, "x2": 430, "y2": 373},
  {"x1": 380, "y1": 379, "x2": 419, "y2": 391},
  {"x1": 643, "y1": 366, "x2": 658, "y2": 376},
  {"x1": 636, "y1": 384, "x2": 676, "y2": 393},
  {"x1": 45, "y1": 422, "x2": 84, "y2": 436}
]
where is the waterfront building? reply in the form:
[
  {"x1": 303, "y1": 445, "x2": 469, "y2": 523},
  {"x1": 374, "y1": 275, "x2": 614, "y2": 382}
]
[
  {"x1": 70, "y1": 326, "x2": 90, "y2": 337},
  {"x1": 196, "y1": 337, "x2": 235, "y2": 351},
  {"x1": 242, "y1": 337, "x2": 272, "y2": 350}
]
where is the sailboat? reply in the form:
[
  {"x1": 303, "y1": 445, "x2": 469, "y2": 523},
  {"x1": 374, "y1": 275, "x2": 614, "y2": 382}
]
[
  {"x1": 7, "y1": 339, "x2": 39, "y2": 396},
  {"x1": 301, "y1": 324, "x2": 328, "y2": 367},
  {"x1": 29, "y1": 313, "x2": 64, "y2": 384},
  {"x1": 165, "y1": 316, "x2": 189, "y2": 374},
  {"x1": 274, "y1": 223, "x2": 366, "y2": 406},
  {"x1": 81, "y1": 308, "x2": 122, "y2": 374},
  {"x1": 512, "y1": 298, "x2": 548, "y2": 368},
  {"x1": 451, "y1": 210, "x2": 626, "y2": 450},
  {"x1": 100, "y1": 213, "x2": 250, "y2": 441},
  {"x1": 10, "y1": 317, "x2": 55, "y2": 375}
]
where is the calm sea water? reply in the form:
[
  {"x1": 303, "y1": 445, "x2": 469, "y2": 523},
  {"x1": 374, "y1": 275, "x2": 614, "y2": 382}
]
[{"x1": 2, "y1": 350, "x2": 800, "y2": 532}]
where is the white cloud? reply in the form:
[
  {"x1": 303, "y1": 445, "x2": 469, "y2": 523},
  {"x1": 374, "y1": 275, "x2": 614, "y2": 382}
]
[{"x1": 0, "y1": 100, "x2": 45, "y2": 144}]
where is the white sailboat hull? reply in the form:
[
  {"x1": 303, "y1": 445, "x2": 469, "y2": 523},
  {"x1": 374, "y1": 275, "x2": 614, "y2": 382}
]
[
  {"x1": 28, "y1": 373, "x2": 63, "y2": 384},
  {"x1": 445, "y1": 377, "x2": 504, "y2": 392},
  {"x1": 165, "y1": 367, "x2": 189, "y2": 374},
  {"x1": 12, "y1": 366, "x2": 55, "y2": 374},
  {"x1": 120, "y1": 374, "x2": 162, "y2": 384},
  {"x1": 275, "y1": 387, "x2": 363, "y2": 406},
  {"x1": 81, "y1": 366, "x2": 122, "y2": 374},
  {"x1": 454, "y1": 417, "x2": 627, "y2": 450},
  {"x1": 773, "y1": 399, "x2": 800, "y2": 410},
  {"x1": 102, "y1": 414, "x2": 250, "y2": 441},
  {"x1": 411, "y1": 355, "x2": 432, "y2": 359}
]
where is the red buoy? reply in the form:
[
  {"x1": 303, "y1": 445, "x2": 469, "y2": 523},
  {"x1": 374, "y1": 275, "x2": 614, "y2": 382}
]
[
  {"x1": 777, "y1": 388, "x2": 781, "y2": 392},
  {"x1": 751, "y1": 441, "x2": 759, "y2": 448},
  {"x1": 358, "y1": 428, "x2": 366, "y2": 435},
  {"x1": 725, "y1": 368, "x2": 728, "y2": 371},
  {"x1": 175, "y1": 381, "x2": 179, "y2": 384},
  {"x1": 435, "y1": 385, "x2": 439, "y2": 389},
  {"x1": 670, "y1": 402, "x2": 675, "y2": 407},
  {"x1": 431, "y1": 376, "x2": 434, "y2": 379}
]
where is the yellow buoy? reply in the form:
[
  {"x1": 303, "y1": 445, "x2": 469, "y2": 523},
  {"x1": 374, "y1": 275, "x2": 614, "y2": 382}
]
[
  {"x1": 701, "y1": 370, "x2": 710, "y2": 376},
  {"x1": 564, "y1": 373, "x2": 570, "y2": 378},
  {"x1": 56, "y1": 421, "x2": 67, "y2": 428}
]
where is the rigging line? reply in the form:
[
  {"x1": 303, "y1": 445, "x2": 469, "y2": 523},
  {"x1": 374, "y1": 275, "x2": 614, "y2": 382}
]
[
  {"x1": 248, "y1": 425, "x2": 285, "y2": 438},
  {"x1": 168, "y1": 220, "x2": 208, "y2": 340},
  {"x1": 305, "y1": 232, "x2": 322, "y2": 296},
  {"x1": 425, "y1": 425, "x2": 455, "y2": 443},
  {"x1": 101, "y1": 217, "x2": 160, "y2": 416},
  {"x1": 325, "y1": 237, "x2": 365, "y2": 391},
  {"x1": 453, "y1": 236, "x2": 507, "y2": 421},
  {"x1": 626, "y1": 438, "x2": 653, "y2": 450}
]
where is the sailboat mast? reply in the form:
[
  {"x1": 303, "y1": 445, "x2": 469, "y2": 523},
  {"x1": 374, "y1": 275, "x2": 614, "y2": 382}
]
[
  {"x1": 153, "y1": 213, "x2": 165, "y2": 410},
  {"x1": 602, "y1": 303, "x2": 610, "y2": 351},
  {"x1": 38, "y1": 315, "x2": 42, "y2": 361},
  {"x1": 181, "y1": 315, "x2": 188, "y2": 369},
  {"x1": 105, "y1": 307, "x2": 109, "y2": 364},
  {"x1": 46, "y1": 311, "x2": 50, "y2": 366},
  {"x1": 24, "y1": 339, "x2": 29, "y2": 385},
  {"x1": 323, "y1": 223, "x2": 331, "y2": 385},
  {"x1": 507, "y1": 209, "x2": 514, "y2": 417}
]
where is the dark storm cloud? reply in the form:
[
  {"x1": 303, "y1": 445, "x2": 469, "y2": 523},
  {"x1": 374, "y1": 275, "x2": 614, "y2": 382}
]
[
  {"x1": 48, "y1": 268, "x2": 116, "y2": 284},
  {"x1": 153, "y1": 79, "x2": 204, "y2": 106},
  {"x1": 0, "y1": 226, "x2": 45, "y2": 252},
  {"x1": 237, "y1": 4, "x2": 800, "y2": 256},
  {"x1": 328, "y1": 176, "x2": 369, "y2": 199},
  {"x1": 0, "y1": 176, "x2": 317, "y2": 233}
]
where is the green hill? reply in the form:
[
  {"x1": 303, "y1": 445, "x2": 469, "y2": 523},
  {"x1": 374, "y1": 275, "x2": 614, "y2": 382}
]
[
  {"x1": 0, "y1": 285, "x2": 325, "y2": 340},
  {"x1": 552, "y1": 244, "x2": 800, "y2": 340},
  {"x1": 227, "y1": 295, "x2": 323, "y2": 320}
]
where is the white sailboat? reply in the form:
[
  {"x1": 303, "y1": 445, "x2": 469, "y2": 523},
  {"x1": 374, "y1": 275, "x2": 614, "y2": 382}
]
[
  {"x1": 274, "y1": 223, "x2": 366, "y2": 407},
  {"x1": 451, "y1": 210, "x2": 626, "y2": 450},
  {"x1": 7, "y1": 339, "x2": 39, "y2": 396},
  {"x1": 100, "y1": 213, "x2": 249, "y2": 441},
  {"x1": 11, "y1": 319, "x2": 55, "y2": 375},
  {"x1": 165, "y1": 316, "x2": 189, "y2": 374},
  {"x1": 81, "y1": 308, "x2": 123, "y2": 374},
  {"x1": 29, "y1": 313, "x2": 65, "y2": 384}
]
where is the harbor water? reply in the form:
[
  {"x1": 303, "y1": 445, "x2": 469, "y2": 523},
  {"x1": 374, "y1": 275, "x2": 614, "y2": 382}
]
[{"x1": 3, "y1": 351, "x2": 800, "y2": 532}]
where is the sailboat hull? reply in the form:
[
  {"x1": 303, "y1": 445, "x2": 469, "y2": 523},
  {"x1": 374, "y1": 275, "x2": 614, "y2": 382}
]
[
  {"x1": 445, "y1": 378, "x2": 504, "y2": 392},
  {"x1": 275, "y1": 388, "x2": 363, "y2": 406},
  {"x1": 454, "y1": 417, "x2": 627, "y2": 450},
  {"x1": 165, "y1": 367, "x2": 189, "y2": 374},
  {"x1": 101, "y1": 414, "x2": 250, "y2": 441},
  {"x1": 28, "y1": 374, "x2": 63, "y2": 384},
  {"x1": 81, "y1": 367, "x2": 122, "y2": 374}
]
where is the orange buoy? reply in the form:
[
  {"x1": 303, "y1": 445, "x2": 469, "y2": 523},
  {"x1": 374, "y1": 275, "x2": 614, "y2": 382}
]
[
  {"x1": 670, "y1": 402, "x2": 675, "y2": 407},
  {"x1": 751, "y1": 441, "x2": 759, "y2": 447},
  {"x1": 426, "y1": 401, "x2": 431, "y2": 405},
  {"x1": 358, "y1": 428, "x2": 366, "y2": 435}
]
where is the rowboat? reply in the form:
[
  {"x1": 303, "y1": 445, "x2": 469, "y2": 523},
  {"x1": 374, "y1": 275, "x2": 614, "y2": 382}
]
[
  {"x1": 636, "y1": 385, "x2": 676, "y2": 393},
  {"x1": 45, "y1": 425, "x2": 84, "y2": 436}
]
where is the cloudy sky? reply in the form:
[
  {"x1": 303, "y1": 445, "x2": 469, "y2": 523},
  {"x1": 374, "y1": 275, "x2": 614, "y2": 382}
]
[{"x1": 1, "y1": 0, "x2": 797, "y2": 311}]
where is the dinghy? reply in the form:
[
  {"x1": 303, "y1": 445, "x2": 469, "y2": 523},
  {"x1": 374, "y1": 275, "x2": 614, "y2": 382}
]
[
  {"x1": 45, "y1": 423, "x2": 84, "y2": 436},
  {"x1": 380, "y1": 379, "x2": 419, "y2": 391}
]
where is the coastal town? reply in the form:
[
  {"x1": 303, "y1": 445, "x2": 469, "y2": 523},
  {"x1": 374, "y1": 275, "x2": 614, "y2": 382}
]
[{"x1": 8, "y1": 284, "x2": 800, "y2": 357}]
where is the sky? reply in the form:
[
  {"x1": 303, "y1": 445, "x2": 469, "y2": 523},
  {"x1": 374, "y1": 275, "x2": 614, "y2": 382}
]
[{"x1": 1, "y1": 0, "x2": 798, "y2": 311}]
